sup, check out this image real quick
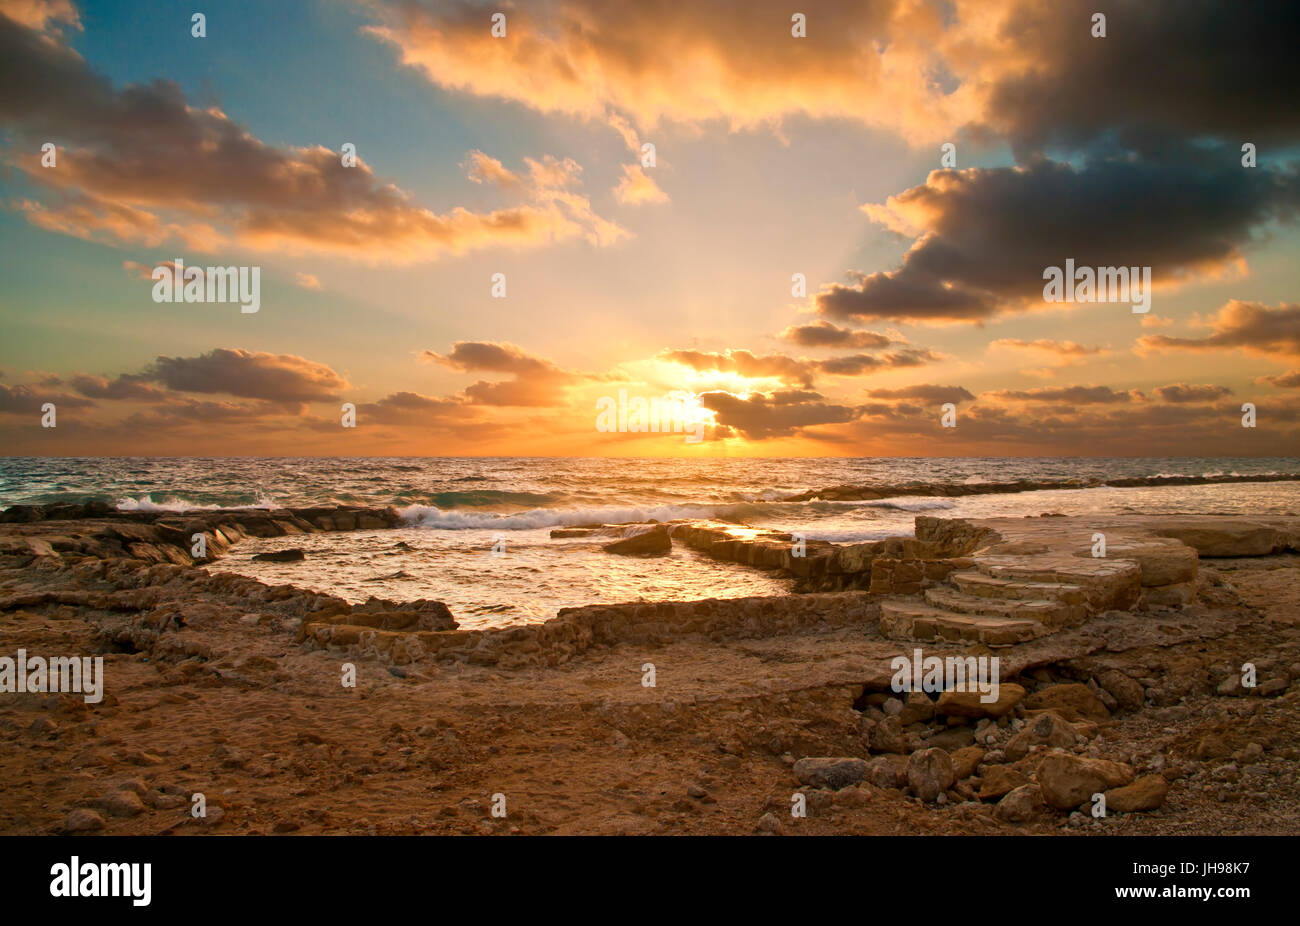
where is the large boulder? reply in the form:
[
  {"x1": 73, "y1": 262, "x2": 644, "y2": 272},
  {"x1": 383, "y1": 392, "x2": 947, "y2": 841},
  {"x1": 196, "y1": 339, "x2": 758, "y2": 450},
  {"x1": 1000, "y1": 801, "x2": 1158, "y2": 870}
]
[
  {"x1": 1152, "y1": 519, "x2": 1281, "y2": 557},
  {"x1": 1005, "y1": 711, "x2": 1078, "y2": 761}
]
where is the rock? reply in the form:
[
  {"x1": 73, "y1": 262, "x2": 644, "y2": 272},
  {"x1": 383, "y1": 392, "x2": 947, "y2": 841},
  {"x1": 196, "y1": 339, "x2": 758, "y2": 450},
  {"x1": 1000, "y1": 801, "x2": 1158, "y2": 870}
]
[
  {"x1": 950, "y1": 746, "x2": 985, "y2": 780},
  {"x1": 924, "y1": 726, "x2": 977, "y2": 752},
  {"x1": 602, "y1": 526, "x2": 671, "y2": 556},
  {"x1": 1005, "y1": 711, "x2": 1077, "y2": 761},
  {"x1": 907, "y1": 747, "x2": 955, "y2": 802},
  {"x1": 864, "y1": 755, "x2": 908, "y2": 789},
  {"x1": 898, "y1": 691, "x2": 935, "y2": 725},
  {"x1": 758, "y1": 812, "x2": 782, "y2": 834},
  {"x1": 1023, "y1": 683, "x2": 1110, "y2": 722},
  {"x1": 979, "y1": 764, "x2": 1029, "y2": 800},
  {"x1": 1104, "y1": 774, "x2": 1169, "y2": 812},
  {"x1": 1216, "y1": 675, "x2": 1245, "y2": 697},
  {"x1": 1097, "y1": 669, "x2": 1146, "y2": 711},
  {"x1": 935, "y1": 683, "x2": 1025, "y2": 719},
  {"x1": 792, "y1": 757, "x2": 868, "y2": 790},
  {"x1": 251, "y1": 548, "x2": 306, "y2": 562},
  {"x1": 1152, "y1": 519, "x2": 1282, "y2": 557},
  {"x1": 994, "y1": 784, "x2": 1043, "y2": 823},
  {"x1": 100, "y1": 789, "x2": 146, "y2": 817},
  {"x1": 1037, "y1": 755, "x2": 1135, "y2": 809},
  {"x1": 64, "y1": 809, "x2": 105, "y2": 833},
  {"x1": 870, "y1": 716, "x2": 907, "y2": 754}
]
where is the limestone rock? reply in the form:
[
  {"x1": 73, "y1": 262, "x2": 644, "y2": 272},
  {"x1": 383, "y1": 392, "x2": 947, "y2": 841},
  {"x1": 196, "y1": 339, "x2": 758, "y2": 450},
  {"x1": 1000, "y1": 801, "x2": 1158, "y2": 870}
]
[
  {"x1": 792, "y1": 757, "x2": 868, "y2": 791},
  {"x1": 1096, "y1": 669, "x2": 1145, "y2": 711},
  {"x1": 950, "y1": 745, "x2": 985, "y2": 780},
  {"x1": 1005, "y1": 711, "x2": 1077, "y2": 761},
  {"x1": 1023, "y1": 683, "x2": 1110, "y2": 722},
  {"x1": 864, "y1": 755, "x2": 908, "y2": 789},
  {"x1": 1105, "y1": 774, "x2": 1169, "y2": 812},
  {"x1": 602, "y1": 526, "x2": 671, "y2": 556},
  {"x1": 936, "y1": 683, "x2": 1025, "y2": 719},
  {"x1": 995, "y1": 784, "x2": 1043, "y2": 822},
  {"x1": 907, "y1": 747, "x2": 955, "y2": 802},
  {"x1": 64, "y1": 808, "x2": 105, "y2": 832},
  {"x1": 870, "y1": 716, "x2": 907, "y2": 754},
  {"x1": 1037, "y1": 755, "x2": 1134, "y2": 809},
  {"x1": 100, "y1": 789, "x2": 146, "y2": 817}
]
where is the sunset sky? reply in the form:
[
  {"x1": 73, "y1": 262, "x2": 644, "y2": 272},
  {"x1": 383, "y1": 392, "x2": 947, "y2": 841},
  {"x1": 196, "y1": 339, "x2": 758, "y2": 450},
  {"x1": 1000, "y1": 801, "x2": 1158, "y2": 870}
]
[{"x1": 2, "y1": 0, "x2": 1298, "y2": 457}]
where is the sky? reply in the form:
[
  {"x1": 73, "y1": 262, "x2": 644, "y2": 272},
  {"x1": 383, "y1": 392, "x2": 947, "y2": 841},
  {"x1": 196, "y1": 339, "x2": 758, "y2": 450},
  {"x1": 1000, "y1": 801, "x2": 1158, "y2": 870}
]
[{"x1": 1, "y1": 0, "x2": 1298, "y2": 457}]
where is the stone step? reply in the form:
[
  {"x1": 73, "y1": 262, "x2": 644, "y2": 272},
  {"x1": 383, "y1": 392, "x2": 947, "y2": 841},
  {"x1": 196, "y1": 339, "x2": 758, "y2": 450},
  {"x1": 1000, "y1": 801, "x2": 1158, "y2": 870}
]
[
  {"x1": 924, "y1": 586, "x2": 1086, "y2": 628},
  {"x1": 950, "y1": 570, "x2": 1087, "y2": 606},
  {"x1": 970, "y1": 555, "x2": 1141, "y2": 611},
  {"x1": 878, "y1": 599, "x2": 1042, "y2": 646}
]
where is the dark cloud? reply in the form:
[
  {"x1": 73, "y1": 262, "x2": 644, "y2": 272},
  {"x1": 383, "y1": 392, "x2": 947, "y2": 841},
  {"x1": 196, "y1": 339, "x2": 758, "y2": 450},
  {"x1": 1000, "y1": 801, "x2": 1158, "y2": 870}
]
[
  {"x1": 144, "y1": 349, "x2": 348, "y2": 402},
  {"x1": 820, "y1": 157, "x2": 1298, "y2": 325},
  {"x1": 698, "y1": 390, "x2": 860, "y2": 440},
  {"x1": 981, "y1": 0, "x2": 1300, "y2": 156}
]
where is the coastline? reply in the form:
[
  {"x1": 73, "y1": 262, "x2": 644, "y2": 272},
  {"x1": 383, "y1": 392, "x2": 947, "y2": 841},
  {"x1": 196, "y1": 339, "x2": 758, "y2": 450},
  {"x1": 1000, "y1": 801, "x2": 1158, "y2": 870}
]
[{"x1": 1, "y1": 506, "x2": 1297, "y2": 834}]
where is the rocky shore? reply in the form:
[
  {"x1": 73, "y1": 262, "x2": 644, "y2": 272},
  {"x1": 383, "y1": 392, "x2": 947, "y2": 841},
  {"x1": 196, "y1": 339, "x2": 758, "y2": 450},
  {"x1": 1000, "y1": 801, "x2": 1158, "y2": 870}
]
[{"x1": 1, "y1": 505, "x2": 1297, "y2": 835}]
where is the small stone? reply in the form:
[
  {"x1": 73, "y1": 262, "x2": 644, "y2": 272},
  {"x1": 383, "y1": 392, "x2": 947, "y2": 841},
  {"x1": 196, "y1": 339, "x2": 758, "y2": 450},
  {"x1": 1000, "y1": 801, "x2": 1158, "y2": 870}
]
[
  {"x1": 64, "y1": 809, "x2": 105, "y2": 833},
  {"x1": 994, "y1": 784, "x2": 1042, "y2": 823},
  {"x1": 906, "y1": 747, "x2": 955, "y2": 802},
  {"x1": 100, "y1": 789, "x2": 146, "y2": 817},
  {"x1": 758, "y1": 812, "x2": 782, "y2": 834},
  {"x1": 793, "y1": 757, "x2": 868, "y2": 790}
]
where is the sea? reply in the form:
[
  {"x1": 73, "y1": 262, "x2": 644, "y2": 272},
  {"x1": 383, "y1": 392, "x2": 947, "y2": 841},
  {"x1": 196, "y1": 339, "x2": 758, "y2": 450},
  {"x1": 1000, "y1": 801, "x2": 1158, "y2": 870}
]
[{"x1": 2, "y1": 457, "x2": 1297, "y2": 629}]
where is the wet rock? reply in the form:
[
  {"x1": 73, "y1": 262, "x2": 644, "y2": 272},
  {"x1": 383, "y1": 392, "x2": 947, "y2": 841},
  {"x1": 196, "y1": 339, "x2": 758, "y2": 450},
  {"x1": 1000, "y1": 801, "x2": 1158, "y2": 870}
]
[
  {"x1": 602, "y1": 527, "x2": 671, "y2": 556},
  {"x1": 1037, "y1": 755, "x2": 1134, "y2": 809},
  {"x1": 907, "y1": 747, "x2": 955, "y2": 802},
  {"x1": 251, "y1": 548, "x2": 306, "y2": 562},
  {"x1": 793, "y1": 757, "x2": 868, "y2": 790}
]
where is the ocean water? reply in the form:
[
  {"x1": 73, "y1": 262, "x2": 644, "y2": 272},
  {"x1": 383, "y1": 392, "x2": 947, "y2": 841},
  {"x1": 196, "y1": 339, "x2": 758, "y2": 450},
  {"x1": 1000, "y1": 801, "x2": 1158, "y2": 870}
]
[{"x1": 2, "y1": 457, "x2": 1297, "y2": 627}]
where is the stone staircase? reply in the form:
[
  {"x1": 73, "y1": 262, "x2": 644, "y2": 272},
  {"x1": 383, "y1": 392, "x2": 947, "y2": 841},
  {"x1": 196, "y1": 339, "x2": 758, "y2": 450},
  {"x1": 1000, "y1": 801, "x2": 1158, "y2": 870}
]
[{"x1": 879, "y1": 550, "x2": 1141, "y2": 647}]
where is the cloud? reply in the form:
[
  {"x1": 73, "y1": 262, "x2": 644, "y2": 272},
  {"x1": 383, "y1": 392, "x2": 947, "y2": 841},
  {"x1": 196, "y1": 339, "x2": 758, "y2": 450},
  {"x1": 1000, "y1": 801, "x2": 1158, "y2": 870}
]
[
  {"x1": 1256, "y1": 370, "x2": 1300, "y2": 389},
  {"x1": 613, "y1": 164, "x2": 668, "y2": 205},
  {"x1": 818, "y1": 157, "x2": 1297, "y2": 324},
  {"x1": 0, "y1": 13, "x2": 625, "y2": 261},
  {"x1": 1154, "y1": 383, "x2": 1233, "y2": 403},
  {"x1": 780, "y1": 321, "x2": 894, "y2": 350},
  {"x1": 1136, "y1": 301, "x2": 1300, "y2": 359},
  {"x1": 358, "y1": 0, "x2": 980, "y2": 145},
  {"x1": 0, "y1": 382, "x2": 94, "y2": 414},
  {"x1": 294, "y1": 272, "x2": 322, "y2": 290},
  {"x1": 142, "y1": 349, "x2": 349, "y2": 402},
  {"x1": 659, "y1": 346, "x2": 939, "y2": 388},
  {"x1": 866, "y1": 384, "x2": 974, "y2": 405},
  {"x1": 984, "y1": 385, "x2": 1135, "y2": 405},
  {"x1": 423, "y1": 341, "x2": 585, "y2": 406},
  {"x1": 698, "y1": 389, "x2": 861, "y2": 440},
  {"x1": 990, "y1": 339, "x2": 1105, "y2": 357}
]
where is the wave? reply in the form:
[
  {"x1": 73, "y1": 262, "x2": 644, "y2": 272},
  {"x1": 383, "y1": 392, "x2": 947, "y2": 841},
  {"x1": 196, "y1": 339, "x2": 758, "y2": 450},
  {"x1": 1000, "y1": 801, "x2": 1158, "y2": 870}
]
[
  {"x1": 115, "y1": 493, "x2": 276, "y2": 512},
  {"x1": 398, "y1": 502, "x2": 759, "y2": 530},
  {"x1": 425, "y1": 490, "x2": 567, "y2": 509}
]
